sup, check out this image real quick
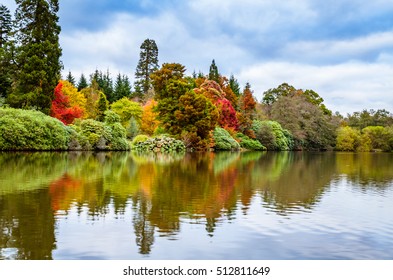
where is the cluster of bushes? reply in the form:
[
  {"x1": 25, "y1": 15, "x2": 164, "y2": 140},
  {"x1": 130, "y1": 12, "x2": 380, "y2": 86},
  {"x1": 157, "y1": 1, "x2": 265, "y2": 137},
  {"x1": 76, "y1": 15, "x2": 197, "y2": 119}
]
[
  {"x1": 131, "y1": 135, "x2": 186, "y2": 153},
  {"x1": 336, "y1": 126, "x2": 393, "y2": 152},
  {"x1": 212, "y1": 127, "x2": 241, "y2": 150},
  {"x1": 252, "y1": 120, "x2": 293, "y2": 150},
  {"x1": 0, "y1": 108, "x2": 70, "y2": 150},
  {"x1": 0, "y1": 108, "x2": 130, "y2": 151}
]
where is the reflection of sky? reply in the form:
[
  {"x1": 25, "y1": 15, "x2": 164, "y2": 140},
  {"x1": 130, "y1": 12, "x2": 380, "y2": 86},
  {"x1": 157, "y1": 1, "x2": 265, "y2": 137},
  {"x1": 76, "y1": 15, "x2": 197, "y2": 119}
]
[{"x1": 53, "y1": 179, "x2": 393, "y2": 260}]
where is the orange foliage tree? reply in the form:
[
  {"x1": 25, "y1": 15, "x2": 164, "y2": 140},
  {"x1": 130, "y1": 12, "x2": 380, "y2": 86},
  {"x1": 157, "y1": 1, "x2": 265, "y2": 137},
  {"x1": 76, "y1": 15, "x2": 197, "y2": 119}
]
[
  {"x1": 140, "y1": 99, "x2": 160, "y2": 135},
  {"x1": 51, "y1": 82, "x2": 83, "y2": 125}
]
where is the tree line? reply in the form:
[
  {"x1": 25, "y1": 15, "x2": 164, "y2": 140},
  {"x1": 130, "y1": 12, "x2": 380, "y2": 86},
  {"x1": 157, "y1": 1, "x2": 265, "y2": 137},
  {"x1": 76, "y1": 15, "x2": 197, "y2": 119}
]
[{"x1": 1, "y1": 1, "x2": 393, "y2": 152}]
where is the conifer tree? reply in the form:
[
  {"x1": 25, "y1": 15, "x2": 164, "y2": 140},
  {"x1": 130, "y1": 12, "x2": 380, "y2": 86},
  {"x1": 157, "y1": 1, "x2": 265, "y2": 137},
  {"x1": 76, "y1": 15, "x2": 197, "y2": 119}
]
[
  {"x1": 229, "y1": 74, "x2": 241, "y2": 96},
  {"x1": 0, "y1": 5, "x2": 12, "y2": 48},
  {"x1": 8, "y1": 0, "x2": 62, "y2": 114},
  {"x1": 0, "y1": 5, "x2": 13, "y2": 98},
  {"x1": 114, "y1": 73, "x2": 131, "y2": 101},
  {"x1": 77, "y1": 73, "x2": 88, "y2": 91},
  {"x1": 134, "y1": 39, "x2": 159, "y2": 98},
  {"x1": 66, "y1": 71, "x2": 76, "y2": 86},
  {"x1": 208, "y1": 59, "x2": 219, "y2": 83}
]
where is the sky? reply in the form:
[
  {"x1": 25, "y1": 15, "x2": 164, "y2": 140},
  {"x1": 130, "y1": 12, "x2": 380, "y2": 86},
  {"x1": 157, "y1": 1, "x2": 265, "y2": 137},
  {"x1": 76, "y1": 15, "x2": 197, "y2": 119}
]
[{"x1": 3, "y1": 0, "x2": 393, "y2": 115}]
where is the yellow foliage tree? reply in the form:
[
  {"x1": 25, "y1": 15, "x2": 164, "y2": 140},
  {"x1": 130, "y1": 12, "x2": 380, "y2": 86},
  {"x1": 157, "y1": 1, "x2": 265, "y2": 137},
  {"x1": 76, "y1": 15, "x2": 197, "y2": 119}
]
[
  {"x1": 59, "y1": 80, "x2": 87, "y2": 118},
  {"x1": 140, "y1": 99, "x2": 160, "y2": 135}
]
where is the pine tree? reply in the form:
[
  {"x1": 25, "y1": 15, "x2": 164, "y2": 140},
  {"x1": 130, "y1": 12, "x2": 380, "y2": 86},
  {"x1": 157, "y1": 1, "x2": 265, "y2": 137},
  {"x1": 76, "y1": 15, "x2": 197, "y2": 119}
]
[
  {"x1": 77, "y1": 73, "x2": 88, "y2": 91},
  {"x1": 229, "y1": 74, "x2": 241, "y2": 96},
  {"x1": 114, "y1": 73, "x2": 131, "y2": 101},
  {"x1": 208, "y1": 59, "x2": 219, "y2": 83},
  {"x1": 134, "y1": 38, "x2": 159, "y2": 98},
  {"x1": 8, "y1": 0, "x2": 62, "y2": 114},
  {"x1": 0, "y1": 5, "x2": 13, "y2": 98},
  {"x1": 66, "y1": 71, "x2": 76, "y2": 86},
  {"x1": 0, "y1": 5, "x2": 12, "y2": 48}
]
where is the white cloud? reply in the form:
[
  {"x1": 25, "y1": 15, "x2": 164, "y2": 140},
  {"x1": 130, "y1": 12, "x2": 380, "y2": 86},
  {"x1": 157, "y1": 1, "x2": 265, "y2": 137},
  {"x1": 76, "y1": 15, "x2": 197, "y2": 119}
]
[{"x1": 281, "y1": 31, "x2": 393, "y2": 63}]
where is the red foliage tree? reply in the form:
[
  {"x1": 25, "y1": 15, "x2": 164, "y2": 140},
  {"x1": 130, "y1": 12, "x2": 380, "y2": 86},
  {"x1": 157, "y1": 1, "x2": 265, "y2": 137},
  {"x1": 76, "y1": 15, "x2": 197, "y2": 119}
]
[{"x1": 51, "y1": 82, "x2": 83, "y2": 124}]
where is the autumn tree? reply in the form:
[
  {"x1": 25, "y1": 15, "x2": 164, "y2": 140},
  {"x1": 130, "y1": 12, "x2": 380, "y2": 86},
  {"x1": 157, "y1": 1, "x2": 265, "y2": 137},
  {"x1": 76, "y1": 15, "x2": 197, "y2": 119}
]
[
  {"x1": 151, "y1": 63, "x2": 189, "y2": 135},
  {"x1": 91, "y1": 70, "x2": 114, "y2": 102},
  {"x1": 59, "y1": 80, "x2": 87, "y2": 117},
  {"x1": 140, "y1": 99, "x2": 159, "y2": 135},
  {"x1": 134, "y1": 39, "x2": 159, "y2": 98},
  {"x1": 8, "y1": 0, "x2": 62, "y2": 114},
  {"x1": 238, "y1": 83, "x2": 257, "y2": 137},
  {"x1": 51, "y1": 82, "x2": 83, "y2": 124},
  {"x1": 195, "y1": 80, "x2": 238, "y2": 131},
  {"x1": 175, "y1": 90, "x2": 219, "y2": 149}
]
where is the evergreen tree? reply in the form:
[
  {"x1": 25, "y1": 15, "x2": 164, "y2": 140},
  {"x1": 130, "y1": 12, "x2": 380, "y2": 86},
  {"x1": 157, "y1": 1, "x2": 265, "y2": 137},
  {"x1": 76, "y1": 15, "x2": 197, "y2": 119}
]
[
  {"x1": 8, "y1": 0, "x2": 62, "y2": 114},
  {"x1": 77, "y1": 73, "x2": 88, "y2": 91},
  {"x1": 0, "y1": 5, "x2": 12, "y2": 48},
  {"x1": 208, "y1": 59, "x2": 219, "y2": 83},
  {"x1": 90, "y1": 69, "x2": 114, "y2": 102},
  {"x1": 114, "y1": 73, "x2": 131, "y2": 101},
  {"x1": 0, "y1": 5, "x2": 13, "y2": 98},
  {"x1": 229, "y1": 74, "x2": 241, "y2": 96},
  {"x1": 66, "y1": 71, "x2": 76, "y2": 86},
  {"x1": 134, "y1": 38, "x2": 159, "y2": 98}
]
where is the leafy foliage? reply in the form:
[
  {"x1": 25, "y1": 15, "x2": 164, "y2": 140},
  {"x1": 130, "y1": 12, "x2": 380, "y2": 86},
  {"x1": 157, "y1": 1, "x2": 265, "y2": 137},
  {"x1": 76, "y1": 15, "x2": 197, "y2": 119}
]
[
  {"x1": 236, "y1": 133, "x2": 266, "y2": 150},
  {"x1": 8, "y1": 0, "x2": 62, "y2": 114},
  {"x1": 140, "y1": 99, "x2": 160, "y2": 135},
  {"x1": 110, "y1": 97, "x2": 143, "y2": 128},
  {"x1": 132, "y1": 135, "x2": 185, "y2": 153},
  {"x1": 252, "y1": 120, "x2": 293, "y2": 151},
  {"x1": 335, "y1": 126, "x2": 361, "y2": 151},
  {"x1": 213, "y1": 127, "x2": 241, "y2": 150},
  {"x1": 50, "y1": 82, "x2": 83, "y2": 125},
  {"x1": 0, "y1": 108, "x2": 69, "y2": 150}
]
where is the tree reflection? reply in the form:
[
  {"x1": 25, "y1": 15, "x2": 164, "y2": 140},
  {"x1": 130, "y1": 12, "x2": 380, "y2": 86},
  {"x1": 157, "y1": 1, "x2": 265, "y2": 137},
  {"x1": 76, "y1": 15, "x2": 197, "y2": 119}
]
[{"x1": 1, "y1": 151, "x2": 393, "y2": 259}]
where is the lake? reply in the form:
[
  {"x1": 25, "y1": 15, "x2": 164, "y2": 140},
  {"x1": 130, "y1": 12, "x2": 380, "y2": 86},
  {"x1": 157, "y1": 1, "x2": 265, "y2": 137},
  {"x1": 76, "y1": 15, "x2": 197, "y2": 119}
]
[{"x1": 0, "y1": 151, "x2": 392, "y2": 260}]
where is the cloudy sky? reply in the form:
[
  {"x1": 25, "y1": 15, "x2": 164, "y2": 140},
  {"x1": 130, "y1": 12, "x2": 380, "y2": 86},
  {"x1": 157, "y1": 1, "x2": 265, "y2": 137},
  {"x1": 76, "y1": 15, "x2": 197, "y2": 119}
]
[{"x1": 4, "y1": 0, "x2": 393, "y2": 114}]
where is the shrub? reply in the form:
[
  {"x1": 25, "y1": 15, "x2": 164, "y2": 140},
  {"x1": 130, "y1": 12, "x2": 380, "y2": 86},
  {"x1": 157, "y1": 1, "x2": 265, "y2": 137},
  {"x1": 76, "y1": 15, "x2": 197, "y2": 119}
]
[
  {"x1": 0, "y1": 108, "x2": 70, "y2": 150},
  {"x1": 131, "y1": 134, "x2": 149, "y2": 147},
  {"x1": 252, "y1": 120, "x2": 293, "y2": 150},
  {"x1": 236, "y1": 133, "x2": 266, "y2": 150},
  {"x1": 213, "y1": 127, "x2": 240, "y2": 150},
  {"x1": 132, "y1": 136, "x2": 185, "y2": 153}
]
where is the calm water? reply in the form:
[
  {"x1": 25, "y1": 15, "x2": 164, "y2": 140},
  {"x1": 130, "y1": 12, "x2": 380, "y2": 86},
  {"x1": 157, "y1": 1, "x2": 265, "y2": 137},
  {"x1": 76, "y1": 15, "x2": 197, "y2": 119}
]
[{"x1": 0, "y1": 151, "x2": 392, "y2": 260}]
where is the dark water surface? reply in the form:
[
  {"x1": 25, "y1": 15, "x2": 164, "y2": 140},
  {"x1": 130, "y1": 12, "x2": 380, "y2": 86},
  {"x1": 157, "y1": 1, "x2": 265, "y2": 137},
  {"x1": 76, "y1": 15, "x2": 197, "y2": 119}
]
[{"x1": 1, "y1": 151, "x2": 392, "y2": 260}]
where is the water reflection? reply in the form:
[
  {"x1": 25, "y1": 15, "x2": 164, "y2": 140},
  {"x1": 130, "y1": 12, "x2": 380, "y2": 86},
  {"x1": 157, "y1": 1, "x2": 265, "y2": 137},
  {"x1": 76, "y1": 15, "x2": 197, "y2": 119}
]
[{"x1": 0, "y1": 151, "x2": 392, "y2": 259}]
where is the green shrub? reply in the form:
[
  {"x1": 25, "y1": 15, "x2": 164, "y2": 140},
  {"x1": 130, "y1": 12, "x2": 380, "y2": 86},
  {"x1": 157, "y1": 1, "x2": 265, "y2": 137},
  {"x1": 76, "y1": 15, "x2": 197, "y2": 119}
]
[
  {"x1": 213, "y1": 127, "x2": 240, "y2": 150},
  {"x1": 0, "y1": 108, "x2": 69, "y2": 150},
  {"x1": 236, "y1": 133, "x2": 266, "y2": 150},
  {"x1": 252, "y1": 120, "x2": 293, "y2": 150},
  {"x1": 131, "y1": 134, "x2": 149, "y2": 146},
  {"x1": 132, "y1": 135, "x2": 185, "y2": 153}
]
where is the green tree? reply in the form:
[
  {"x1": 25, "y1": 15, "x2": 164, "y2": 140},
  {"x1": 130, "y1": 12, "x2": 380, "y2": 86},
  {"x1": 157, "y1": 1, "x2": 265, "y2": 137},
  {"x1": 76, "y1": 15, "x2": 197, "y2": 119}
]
[
  {"x1": 90, "y1": 69, "x2": 114, "y2": 102},
  {"x1": 96, "y1": 91, "x2": 109, "y2": 121},
  {"x1": 77, "y1": 73, "x2": 88, "y2": 91},
  {"x1": 8, "y1": 0, "x2": 62, "y2": 114},
  {"x1": 0, "y1": 5, "x2": 13, "y2": 98},
  {"x1": 0, "y1": 4, "x2": 12, "y2": 48},
  {"x1": 229, "y1": 74, "x2": 241, "y2": 96},
  {"x1": 335, "y1": 126, "x2": 361, "y2": 151},
  {"x1": 110, "y1": 97, "x2": 143, "y2": 128},
  {"x1": 114, "y1": 73, "x2": 132, "y2": 101},
  {"x1": 134, "y1": 38, "x2": 159, "y2": 98},
  {"x1": 208, "y1": 59, "x2": 219, "y2": 83},
  {"x1": 66, "y1": 71, "x2": 76, "y2": 86}
]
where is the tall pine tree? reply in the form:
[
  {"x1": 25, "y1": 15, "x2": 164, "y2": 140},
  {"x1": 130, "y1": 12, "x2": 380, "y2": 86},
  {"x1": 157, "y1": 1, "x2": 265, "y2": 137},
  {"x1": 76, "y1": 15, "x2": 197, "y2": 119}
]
[
  {"x1": 114, "y1": 73, "x2": 131, "y2": 101},
  {"x1": 66, "y1": 71, "x2": 76, "y2": 86},
  {"x1": 8, "y1": 0, "x2": 62, "y2": 114},
  {"x1": 0, "y1": 5, "x2": 13, "y2": 98},
  {"x1": 77, "y1": 73, "x2": 88, "y2": 91},
  {"x1": 134, "y1": 39, "x2": 158, "y2": 98},
  {"x1": 208, "y1": 59, "x2": 219, "y2": 83}
]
